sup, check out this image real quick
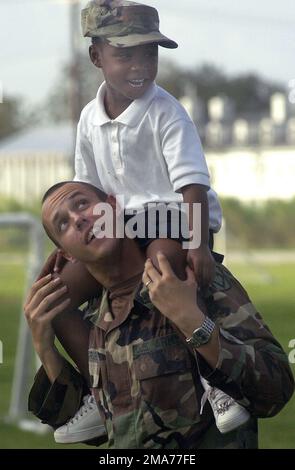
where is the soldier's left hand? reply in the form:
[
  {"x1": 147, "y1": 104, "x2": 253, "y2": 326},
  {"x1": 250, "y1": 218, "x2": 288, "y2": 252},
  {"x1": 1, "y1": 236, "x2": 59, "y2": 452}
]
[{"x1": 143, "y1": 252, "x2": 200, "y2": 323}]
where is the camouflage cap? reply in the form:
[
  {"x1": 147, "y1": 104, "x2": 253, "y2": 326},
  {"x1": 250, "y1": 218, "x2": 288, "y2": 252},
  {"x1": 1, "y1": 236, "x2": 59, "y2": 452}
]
[{"x1": 81, "y1": 0, "x2": 178, "y2": 49}]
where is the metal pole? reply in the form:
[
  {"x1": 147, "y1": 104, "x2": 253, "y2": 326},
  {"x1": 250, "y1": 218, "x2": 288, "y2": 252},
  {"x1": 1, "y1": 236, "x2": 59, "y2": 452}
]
[
  {"x1": 69, "y1": 0, "x2": 82, "y2": 174},
  {"x1": 0, "y1": 213, "x2": 45, "y2": 428}
]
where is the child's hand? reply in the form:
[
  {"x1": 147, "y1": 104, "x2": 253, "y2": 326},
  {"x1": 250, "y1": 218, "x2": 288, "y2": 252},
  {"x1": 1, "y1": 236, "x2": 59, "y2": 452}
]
[{"x1": 187, "y1": 246, "x2": 215, "y2": 288}]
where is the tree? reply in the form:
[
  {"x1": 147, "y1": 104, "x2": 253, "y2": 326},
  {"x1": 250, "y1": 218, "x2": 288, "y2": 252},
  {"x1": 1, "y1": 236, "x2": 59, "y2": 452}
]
[
  {"x1": 0, "y1": 97, "x2": 24, "y2": 140},
  {"x1": 45, "y1": 53, "x2": 103, "y2": 123},
  {"x1": 44, "y1": 55, "x2": 285, "y2": 123},
  {"x1": 158, "y1": 61, "x2": 284, "y2": 118}
]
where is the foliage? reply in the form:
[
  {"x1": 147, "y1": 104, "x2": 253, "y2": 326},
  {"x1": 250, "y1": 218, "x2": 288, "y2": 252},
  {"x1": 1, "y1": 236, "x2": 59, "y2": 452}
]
[
  {"x1": 43, "y1": 55, "x2": 284, "y2": 123},
  {"x1": 0, "y1": 197, "x2": 46, "y2": 253},
  {"x1": 221, "y1": 197, "x2": 295, "y2": 249},
  {"x1": 0, "y1": 97, "x2": 24, "y2": 140},
  {"x1": 0, "y1": 196, "x2": 41, "y2": 217},
  {"x1": 44, "y1": 53, "x2": 103, "y2": 123},
  {"x1": 158, "y1": 62, "x2": 284, "y2": 117}
]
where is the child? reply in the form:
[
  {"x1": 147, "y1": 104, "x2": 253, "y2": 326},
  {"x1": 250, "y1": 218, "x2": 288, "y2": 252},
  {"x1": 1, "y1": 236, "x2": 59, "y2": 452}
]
[
  {"x1": 76, "y1": 0, "x2": 220, "y2": 285},
  {"x1": 53, "y1": 0, "x2": 249, "y2": 443}
]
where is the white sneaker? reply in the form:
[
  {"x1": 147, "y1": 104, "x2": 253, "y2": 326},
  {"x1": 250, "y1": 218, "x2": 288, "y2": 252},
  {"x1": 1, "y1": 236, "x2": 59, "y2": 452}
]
[
  {"x1": 200, "y1": 377, "x2": 250, "y2": 434},
  {"x1": 54, "y1": 394, "x2": 106, "y2": 444}
]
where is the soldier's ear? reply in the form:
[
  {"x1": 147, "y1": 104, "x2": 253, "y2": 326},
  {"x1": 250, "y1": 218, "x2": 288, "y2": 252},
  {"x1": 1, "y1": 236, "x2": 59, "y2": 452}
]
[{"x1": 89, "y1": 44, "x2": 102, "y2": 68}]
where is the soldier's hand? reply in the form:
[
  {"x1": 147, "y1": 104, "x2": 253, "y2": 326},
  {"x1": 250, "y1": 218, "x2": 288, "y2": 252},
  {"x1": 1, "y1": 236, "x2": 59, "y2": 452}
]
[
  {"x1": 143, "y1": 252, "x2": 200, "y2": 323},
  {"x1": 24, "y1": 274, "x2": 70, "y2": 355}
]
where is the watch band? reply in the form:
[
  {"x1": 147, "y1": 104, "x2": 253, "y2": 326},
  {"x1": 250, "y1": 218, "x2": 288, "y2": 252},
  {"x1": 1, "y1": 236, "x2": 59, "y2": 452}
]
[{"x1": 185, "y1": 316, "x2": 215, "y2": 348}]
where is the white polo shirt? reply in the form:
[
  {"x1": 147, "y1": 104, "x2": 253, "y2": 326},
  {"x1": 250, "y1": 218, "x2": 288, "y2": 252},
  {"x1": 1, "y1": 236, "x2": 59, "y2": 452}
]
[{"x1": 74, "y1": 82, "x2": 222, "y2": 232}]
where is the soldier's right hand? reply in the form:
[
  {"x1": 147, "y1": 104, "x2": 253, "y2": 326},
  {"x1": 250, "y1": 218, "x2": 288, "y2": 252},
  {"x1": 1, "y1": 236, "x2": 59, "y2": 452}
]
[{"x1": 24, "y1": 274, "x2": 70, "y2": 354}]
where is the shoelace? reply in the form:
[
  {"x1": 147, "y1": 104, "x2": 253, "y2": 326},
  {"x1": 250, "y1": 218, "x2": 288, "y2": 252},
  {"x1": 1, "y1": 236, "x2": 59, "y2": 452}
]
[
  {"x1": 69, "y1": 395, "x2": 96, "y2": 425},
  {"x1": 200, "y1": 387, "x2": 234, "y2": 416}
]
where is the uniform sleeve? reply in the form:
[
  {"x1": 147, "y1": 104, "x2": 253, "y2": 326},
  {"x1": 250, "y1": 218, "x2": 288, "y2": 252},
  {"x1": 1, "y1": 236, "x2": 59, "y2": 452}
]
[
  {"x1": 196, "y1": 264, "x2": 294, "y2": 418},
  {"x1": 161, "y1": 119, "x2": 211, "y2": 192},
  {"x1": 74, "y1": 118, "x2": 103, "y2": 190},
  {"x1": 28, "y1": 360, "x2": 89, "y2": 427},
  {"x1": 28, "y1": 360, "x2": 108, "y2": 446}
]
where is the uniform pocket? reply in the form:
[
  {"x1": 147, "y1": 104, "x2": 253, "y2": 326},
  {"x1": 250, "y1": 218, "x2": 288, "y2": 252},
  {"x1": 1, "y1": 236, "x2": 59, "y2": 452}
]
[{"x1": 133, "y1": 334, "x2": 200, "y2": 432}]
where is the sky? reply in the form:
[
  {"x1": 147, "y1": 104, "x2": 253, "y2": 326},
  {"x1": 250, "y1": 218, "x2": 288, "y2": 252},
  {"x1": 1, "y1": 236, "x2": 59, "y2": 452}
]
[{"x1": 1, "y1": 0, "x2": 295, "y2": 106}]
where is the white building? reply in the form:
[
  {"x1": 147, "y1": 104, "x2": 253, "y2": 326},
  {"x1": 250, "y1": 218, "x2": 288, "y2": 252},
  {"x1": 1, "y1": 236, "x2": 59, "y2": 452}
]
[
  {"x1": 0, "y1": 121, "x2": 295, "y2": 205},
  {"x1": 207, "y1": 146, "x2": 295, "y2": 202},
  {"x1": 0, "y1": 123, "x2": 74, "y2": 203}
]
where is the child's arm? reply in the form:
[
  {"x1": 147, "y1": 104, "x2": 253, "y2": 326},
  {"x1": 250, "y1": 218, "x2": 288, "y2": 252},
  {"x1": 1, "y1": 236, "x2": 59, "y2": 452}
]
[{"x1": 181, "y1": 184, "x2": 215, "y2": 287}]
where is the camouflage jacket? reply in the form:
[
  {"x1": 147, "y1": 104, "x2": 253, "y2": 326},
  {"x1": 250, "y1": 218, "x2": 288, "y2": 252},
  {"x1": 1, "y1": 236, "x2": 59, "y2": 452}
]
[{"x1": 29, "y1": 263, "x2": 294, "y2": 449}]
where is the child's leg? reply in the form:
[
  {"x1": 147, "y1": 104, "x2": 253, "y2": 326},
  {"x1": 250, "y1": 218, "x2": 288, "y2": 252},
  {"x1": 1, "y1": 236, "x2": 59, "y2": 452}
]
[
  {"x1": 51, "y1": 260, "x2": 102, "y2": 384},
  {"x1": 146, "y1": 239, "x2": 187, "y2": 281}
]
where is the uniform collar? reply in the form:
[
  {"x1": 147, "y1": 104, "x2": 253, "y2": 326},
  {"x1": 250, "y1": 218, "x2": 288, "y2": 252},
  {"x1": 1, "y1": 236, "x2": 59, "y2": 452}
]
[
  {"x1": 89, "y1": 272, "x2": 143, "y2": 334},
  {"x1": 92, "y1": 81, "x2": 157, "y2": 128}
]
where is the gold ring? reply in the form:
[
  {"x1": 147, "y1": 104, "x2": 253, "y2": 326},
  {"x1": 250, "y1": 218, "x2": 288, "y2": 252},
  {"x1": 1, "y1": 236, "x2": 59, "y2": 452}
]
[{"x1": 145, "y1": 279, "x2": 152, "y2": 288}]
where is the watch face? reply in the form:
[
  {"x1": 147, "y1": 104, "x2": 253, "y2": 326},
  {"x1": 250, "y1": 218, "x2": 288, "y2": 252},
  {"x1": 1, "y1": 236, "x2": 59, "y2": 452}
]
[
  {"x1": 199, "y1": 330, "x2": 209, "y2": 342},
  {"x1": 187, "y1": 317, "x2": 215, "y2": 347},
  {"x1": 191, "y1": 329, "x2": 209, "y2": 347}
]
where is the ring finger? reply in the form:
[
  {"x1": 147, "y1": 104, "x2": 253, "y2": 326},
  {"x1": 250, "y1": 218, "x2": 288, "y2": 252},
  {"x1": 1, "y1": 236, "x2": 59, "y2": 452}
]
[{"x1": 142, "y1": 259, "x2": 160, "y2": 286}]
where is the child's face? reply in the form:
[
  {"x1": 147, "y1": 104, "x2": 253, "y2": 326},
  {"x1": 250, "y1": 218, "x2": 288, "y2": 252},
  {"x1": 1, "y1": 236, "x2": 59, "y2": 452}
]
[{"x1": 90, "y1": 42, "x2": 158, "y2": 102}]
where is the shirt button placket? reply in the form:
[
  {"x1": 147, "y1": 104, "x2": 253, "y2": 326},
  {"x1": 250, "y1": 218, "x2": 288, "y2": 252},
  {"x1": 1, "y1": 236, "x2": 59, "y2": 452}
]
[{"x1": 111, "y1": 122, "x2": 122, "y2": 174}]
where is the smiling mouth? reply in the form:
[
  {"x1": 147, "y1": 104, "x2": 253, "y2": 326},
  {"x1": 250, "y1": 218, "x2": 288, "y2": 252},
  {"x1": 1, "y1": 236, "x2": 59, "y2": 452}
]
[
  {"x1": 128, "y1": 79, "x2": 146, "y2": 88},
  {"x1": 86, "y1": 228, "x2": 95, "y2": 244}
]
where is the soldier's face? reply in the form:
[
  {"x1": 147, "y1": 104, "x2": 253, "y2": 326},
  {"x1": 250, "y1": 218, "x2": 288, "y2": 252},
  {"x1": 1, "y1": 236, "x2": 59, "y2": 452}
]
[
  {"x1": 90, "y1": 42, "x2": 158, "y2": 102},
  {"x1": 42, "y1": 183, "x2": 120, "y2": 265}
]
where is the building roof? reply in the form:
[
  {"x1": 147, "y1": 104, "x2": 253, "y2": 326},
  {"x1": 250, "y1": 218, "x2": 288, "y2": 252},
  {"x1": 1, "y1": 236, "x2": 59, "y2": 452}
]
[{"x1": 0, "y1": 122, "x2": 75, "y2": 157}]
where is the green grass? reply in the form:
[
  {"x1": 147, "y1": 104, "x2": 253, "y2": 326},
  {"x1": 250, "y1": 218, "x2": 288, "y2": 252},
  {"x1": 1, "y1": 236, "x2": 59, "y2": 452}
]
[
  {"x1": 0, "y1": 263, "x2": 87, "y2": 449},
  {"x1": 0, "y1": 259, "x2": 294, "y2": 448},
  {"x1": 226, "y1": 261, "x2": 295, "y2": 449}
]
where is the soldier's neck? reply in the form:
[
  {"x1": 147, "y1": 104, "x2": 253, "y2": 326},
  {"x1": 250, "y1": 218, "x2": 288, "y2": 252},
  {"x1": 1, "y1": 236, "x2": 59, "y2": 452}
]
[{"x1": 86, "y1": 237, "x2": 145, "y2": 290}]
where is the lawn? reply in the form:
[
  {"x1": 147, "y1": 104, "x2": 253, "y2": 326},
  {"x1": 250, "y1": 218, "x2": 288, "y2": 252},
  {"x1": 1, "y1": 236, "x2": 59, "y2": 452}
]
[
  {"x1": 0, "y1": 257, "x2": 294, "y2": 448},
  {"x1": 0, "y1": 262, "x2": 87, "y2": 449}
]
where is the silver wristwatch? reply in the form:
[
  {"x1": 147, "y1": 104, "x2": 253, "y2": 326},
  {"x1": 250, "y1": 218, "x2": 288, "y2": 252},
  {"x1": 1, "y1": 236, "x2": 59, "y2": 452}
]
[{"x1": 186, "y1": 316, "x2": 215, "y2": 348}]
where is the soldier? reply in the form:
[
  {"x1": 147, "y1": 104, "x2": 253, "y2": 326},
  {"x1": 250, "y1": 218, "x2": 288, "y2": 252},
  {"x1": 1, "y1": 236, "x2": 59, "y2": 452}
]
[
  {"x1": 35, "y1": 0, "x2": 233, "y2": 442},
  {"x1": 25, "y1": 181, "x2": 294, "y2": 449}
]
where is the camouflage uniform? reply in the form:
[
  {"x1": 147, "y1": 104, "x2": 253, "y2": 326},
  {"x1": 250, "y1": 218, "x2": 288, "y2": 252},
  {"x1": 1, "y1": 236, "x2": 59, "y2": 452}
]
[
  {"x1": 28, "y1": 262, "x2": 294, "y2": 449},
  {"x1": 81, "y1": 0, "x2": 178, "y2": 49}
]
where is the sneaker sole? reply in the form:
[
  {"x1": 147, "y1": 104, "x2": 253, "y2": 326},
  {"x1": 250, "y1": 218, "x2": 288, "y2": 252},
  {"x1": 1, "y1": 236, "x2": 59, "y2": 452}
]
[
  {"x1": 217, "y1": 410, "x2": 250, "y2": 434},
  {"x1": 54, "y1": 425, "x2": 105, "y2": 444}
]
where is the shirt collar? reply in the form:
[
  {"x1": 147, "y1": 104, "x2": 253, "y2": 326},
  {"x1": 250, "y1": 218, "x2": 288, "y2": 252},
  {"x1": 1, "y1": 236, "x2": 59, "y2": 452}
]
[
  {"x1": 88, "y1": 272, "x2": 143, "y2": 333},
  {"x1": 92, "y1": 81, "x2": 157, "y2": 128}
]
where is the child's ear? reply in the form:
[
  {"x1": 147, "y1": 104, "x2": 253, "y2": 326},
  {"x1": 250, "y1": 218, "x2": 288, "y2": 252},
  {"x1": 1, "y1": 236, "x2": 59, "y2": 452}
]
[{"x1": 89, "y1": 45, "x2": 102, "y2": 68}]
